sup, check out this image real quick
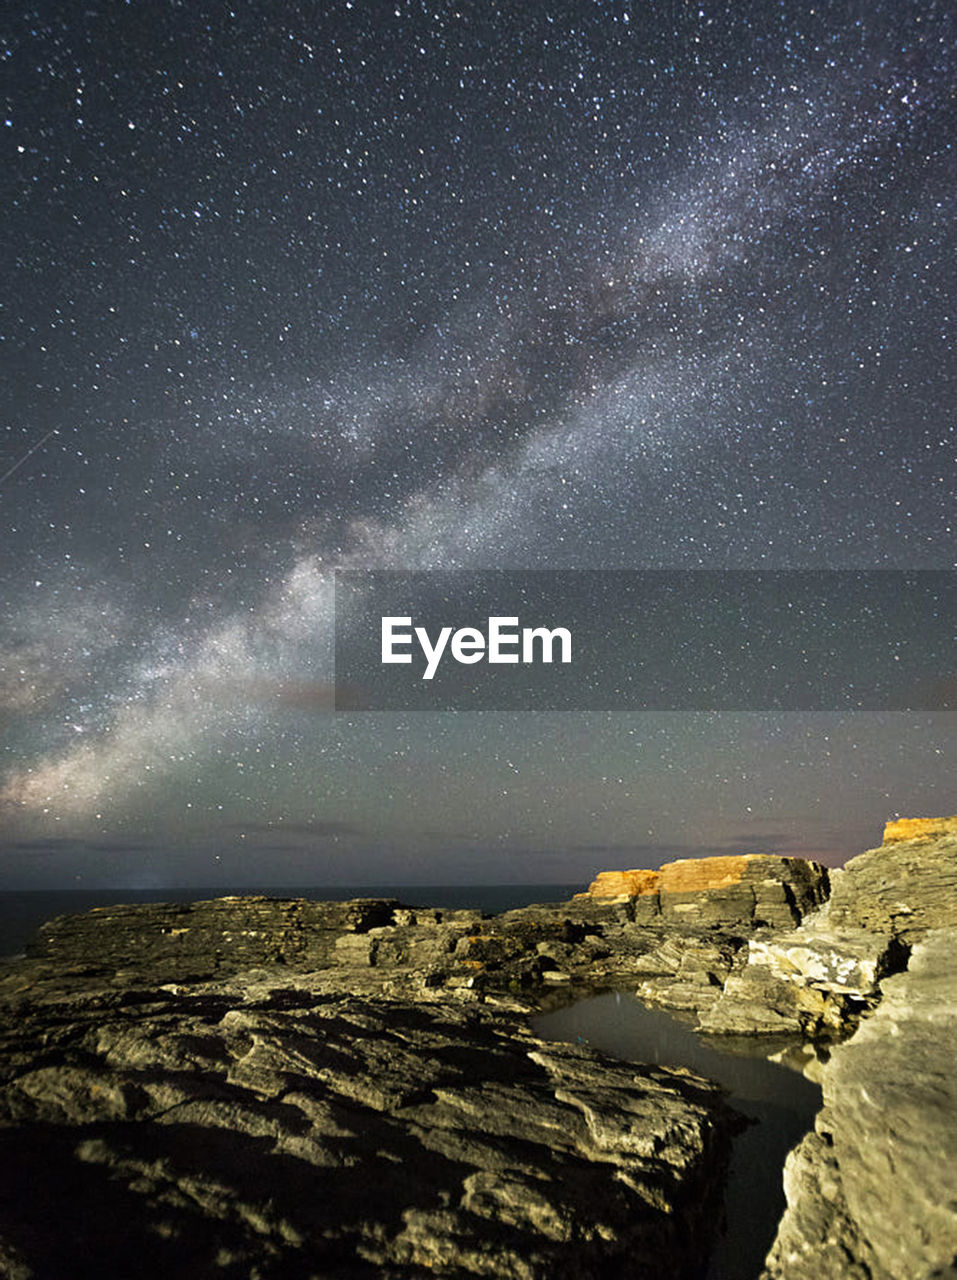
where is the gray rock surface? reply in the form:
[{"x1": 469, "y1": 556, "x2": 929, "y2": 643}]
[
  {"x1": 0, "y1": 972, "x2": 738, "y2": 1279},
  {"x1": 699, "y1": 927, "x2": 905, "y2": 1038},
  {"x1": 16, "y1": 892, "x2": 763, "y2": 1014},
  {"x1": 762, "y1": 927, "x2": 957, "y2": 1280},
  {"x1": 5, "y1": 831, "x2": 955, "y2": 1279},
  {"x1": 826, "y1": 828, "x2": 957, "y2": 942},
  {"x1": 25, "y1": 895, "x2": 414, "y2": 981},
  {"x1": 701, "y1": 824, "x2": 956, "y2": 1041},
  {"x1": 583, "y1": 855, "x2": 830, "y2": 932},
  {"x1": 16, "y1": 852, "x2": 832, "y2": 1025}
]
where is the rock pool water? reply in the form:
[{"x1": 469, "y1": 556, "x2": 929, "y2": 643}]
[{"x1": 532, "y1": 992, "x2": 822, "y2": 1280}]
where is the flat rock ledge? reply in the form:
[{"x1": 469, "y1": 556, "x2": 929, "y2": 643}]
[
  {"x1": 0, "y1": 974, "x2": 738, "y2": 1279},
  {"x1": 17, "y1": 853, "x2": 831, "y2": 1019}
]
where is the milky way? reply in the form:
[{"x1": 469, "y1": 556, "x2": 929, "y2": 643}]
[{"x1": 1, "y1": 1, "x2": 954, "y2": 886}]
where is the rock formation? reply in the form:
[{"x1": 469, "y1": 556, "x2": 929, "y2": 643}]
[
  {"x1": 825, "y1": 816, "x2": 957, "y2": 941},
  {"x1": 25, "y1": 894, "x2": 411, "y2": 982},
  {"x1": 762, "y1": 927, "x2": 957, "y2": 1280},
  {"x1": 0, "y1": 974, "x2": 737, "y2": 1278},
  {"x1": 582, "y1": 854, "x2": 829, "y2": 932},
  {"x1": 2, "y1": 819, "x2": 954, "y2": 1279},
  {"x1": 17, "y1": 853, "x2": 828, "y2": 1012},
  {"x1": 701, "y1": 817, "x2": 956, "y2": 1039},
  {"x1": 881, "y1": 814, "x2": 957, "y2": 844}
]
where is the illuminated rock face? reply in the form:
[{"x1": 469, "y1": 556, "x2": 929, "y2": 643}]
[
  {"x1": 584, "y1": 868, "x2": 660, "y2": 897},
  {"x1": 658, "y1": 855, "x2": 758, "y2": 893},
  {"x1": 585, "y1": 854, "x2": 798, "y2": 898},
  {"x1": 882, "y1": 814, "x2": 957, "y2": 843},
  {"x1": 581, "y1": 855, "x2": 829, "y2": 933},
  {"x1": 827, "y1": 819, "x2": 957, "y2": 944}
]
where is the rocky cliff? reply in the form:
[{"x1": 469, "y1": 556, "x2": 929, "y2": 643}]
[
  {"x1": 701, "y1": 816, "x2": 957, "y2": 1039},
  {"x1": 20, "y1": 852, "x2": 830, "y2": 1011},
  {"x1": 754, "y1": 818, "x2": 957, "y2": 1280},
  {"x1": 582, "y1": 854, "x2": 829, "y2": 931}
]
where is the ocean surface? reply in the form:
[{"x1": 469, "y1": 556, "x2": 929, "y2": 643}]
[{"x1": 0, "y1": 884, "x2": 580, "y2": 959}]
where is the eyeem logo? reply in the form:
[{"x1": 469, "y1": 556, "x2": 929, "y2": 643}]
[{"x1": 381, "y1": 616, "x2": 572, "y2": 680}]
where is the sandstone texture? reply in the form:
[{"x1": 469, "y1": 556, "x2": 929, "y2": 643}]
[
  {"x1": 584, "y1": 869, "x2": 659, "y2": 898},
  {"x1": 0, "y1": 851, "x2": 830, "y2": 1278},
  {"x1": 882, "y1": 814, "x2": 957, "y2": 844},
  {"x1": 0, "y1": 972, "x2": 737, "y2": 1279}
]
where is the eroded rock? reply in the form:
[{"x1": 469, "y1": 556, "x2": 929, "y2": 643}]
[
  {"x1": 762, "y1": 927, "x2": 957, "y2": 1280},
  {"x1": 699, "y1": 928, "x2": 905, "y2": 1038},
  {"x1": 702, "y1": 820, "x2": 956, "y2": 1041},
  {"x1": 24, "y1": 895, "x2": 404, "y2": 981},
  {"x1": 0, "y1": 976, "x2": 738, "y2": 1279},
  {"x1": 582, "y1": 855, "x2": 829, "y2": 933},
  {"x1": 826, "y1": 824, "x2": 957, "y2": 942}
]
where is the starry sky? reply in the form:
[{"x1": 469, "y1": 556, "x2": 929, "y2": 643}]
[{"x1": 1, "y1": 0, "x2": 954, "y2": 889}]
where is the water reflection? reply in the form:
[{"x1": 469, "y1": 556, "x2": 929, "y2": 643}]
[{"x1": 532, "y1": 993, "x2": 821, "y2": 1280}]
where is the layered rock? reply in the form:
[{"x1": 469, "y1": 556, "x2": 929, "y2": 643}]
[
  {"x1": 762, "y1": 927, "x2": 957, "y2": 1280},
  {"x1": 26, "y1": 895, "x2": 422, "y2": 981},
  {"x1": 18, "y1": 855, "x2": 827, "y2": 1009},
  {"x1": 702, "y1": 819, "x2": 956, "y2": 1038},
  {"x1": 632, "y1": 935, "x2": 741, "y2": 1012},
  {"x1": 585, "y1": 868, "x2": 659, "y2": 898},
  {"x1": 699, "y1": 927, "x2": 906, "y2": 1038},
  {"x1": 826, "y1": 818, "x2": 957, "y2": 942},
  {"x1": 882, "y1": 814, "x2": 957, "y2": 844},
  {"x1": 0, "y1": 973, "x2": 738, "y2": 1279},
  {"x1": 583, "y1": 854, "x2": 829, "y2": 932}
]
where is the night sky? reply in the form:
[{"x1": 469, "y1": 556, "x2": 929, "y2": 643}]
[{"x1": 1, "y1": 0, "x2": 954, "y2": 889}]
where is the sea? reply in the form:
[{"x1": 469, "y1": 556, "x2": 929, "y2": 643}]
[{"x1": 0, "y1": 884, "x2": 580, "y2": 960}]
